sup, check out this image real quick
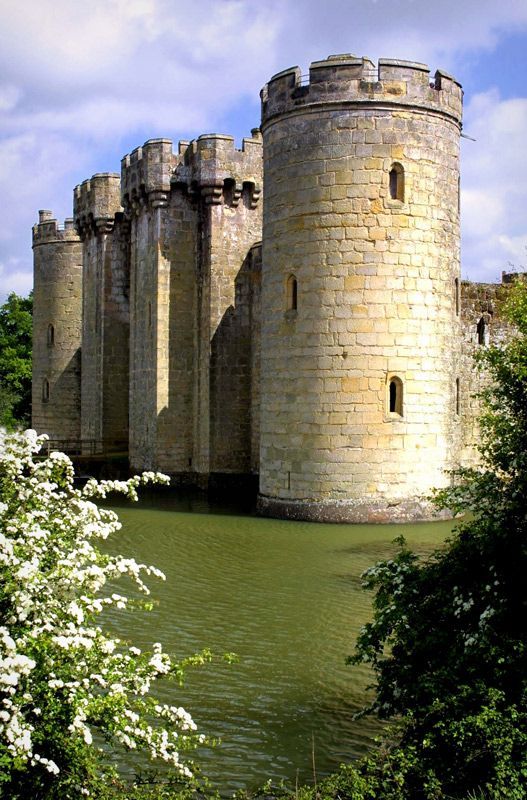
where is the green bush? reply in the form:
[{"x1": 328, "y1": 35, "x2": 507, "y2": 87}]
[
  {"x1": 340, "y1": 279, "x2": 527, "y2": 798},
  {"x1": 0, "y1": 292, "x2": 32, "y2": 429}
]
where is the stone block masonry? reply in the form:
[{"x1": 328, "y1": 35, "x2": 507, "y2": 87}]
[{"x1": 31, "y1": 53, "x2": 513, "y2": 522}]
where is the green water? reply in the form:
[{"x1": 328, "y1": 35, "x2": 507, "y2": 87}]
[{"x1": 104, "y1": 492, "x2": 450, "y2": 792}]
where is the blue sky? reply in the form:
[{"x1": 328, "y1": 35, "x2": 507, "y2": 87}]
[{"x1": 0, "y1": 0, "x2": 526, "y2": 300}]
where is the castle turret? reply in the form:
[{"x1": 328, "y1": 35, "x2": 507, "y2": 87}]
[
  {"x1": 178, "y1": 133, "x2": 262, "y2": 479},
  {"x1": 32, "y1": 211, "x2": 83, "y2": 440},
  {"x1": 258, "y1": 55, "x2": 463, "y2": 522},
  {"x1": 121, "y1": 133, "x2": 262, "y2": 478},
  {"x1": 74, "y1": 173, "x2": 128, "y2": 450},
  {"x1": 121, "y1": 139, "x2": 184, "y2": 472}
]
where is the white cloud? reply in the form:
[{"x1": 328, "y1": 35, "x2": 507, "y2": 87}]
[
  {"x1": 0, "y1": 85, "x2": 22, "y2": 113},
  {"x1": 461, "y1": 91, "x2": 527, "y2": 281},
  {"x1": 267, "y1": 0, "x2": 527, "y2": 76},
  {"x1": 0, "y1": 259, "x2": 33, "y2": 301},
  {"x1": 0, "y1": 0, "x2": 527, "y2": 295}
]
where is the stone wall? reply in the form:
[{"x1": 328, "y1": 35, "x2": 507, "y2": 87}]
[
  {"x1": 177, "y1": 134, "x2": 263, "y2": 478},
  {"x1": 103, "y1": 215, "x2": 130, "y2": 444},
  {"x1": 458, "y1": 278, "x2": 517, "y2": 468},
  {"x1": 127, "y1": 204, "x2": 164, "y2": 470},
  {"x1": 121, "y1": 139, "x2": 181, "y2": 473}
]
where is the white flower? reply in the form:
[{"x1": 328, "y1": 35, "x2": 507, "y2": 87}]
[{"x1": 0, "y1": 431, "x2": 199, "y2": 783}]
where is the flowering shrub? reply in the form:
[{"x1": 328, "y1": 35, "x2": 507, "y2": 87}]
[{"x1": 0, "y1": 430, "x2": 211, "y2": 799}]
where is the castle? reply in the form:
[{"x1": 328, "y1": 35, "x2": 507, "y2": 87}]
[{"x1": 31, "y1": 54, "x2": 514, "y2": 523}]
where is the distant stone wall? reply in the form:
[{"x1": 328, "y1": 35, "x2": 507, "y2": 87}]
[
  {"x1": 178, "y1": 134, "x2": 263, "y2": 477},
  {"x1": 249, "y1": 244, "x2": 262, "y2": 474},
  {"x1": 102, "y1": 215, "x2": 130, "y2": 444},
  {"x1": 209, "y1": 234, "x2": 262, "y2": 474},
  {"x1": 127, "y1": 201, "x2": 167, "y2": 471},
  {"x1": 206, "y1": 189, "x2": 263, "y2": 473},
  {"x1": 458, "y1": 278, "x2": 517, "y2": 468}
]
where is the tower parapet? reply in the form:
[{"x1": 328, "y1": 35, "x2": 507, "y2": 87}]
[
  {"x1": 261, "y1": 55, "x2": 462, "y2": 127},
  {"x1": 74, "y1": 173, "x2": 122, "y2": 237},
  {"x1": 32, "y1": 211, "x2": 80, "y2": 245},
  {"x1": 121, "y1": 139, "x2": 176, "y2": 211},
  {"x1": 173, "y1": 132, "x2": 262, "y2": 205},
  {"x1": 120, "y1": 132, "x2": 263, "y2": 211}
]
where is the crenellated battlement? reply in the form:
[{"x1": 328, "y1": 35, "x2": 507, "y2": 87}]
[
  {"x1": 74, "y1": 173, "x2": 122, "y2": 237},
  {"x1": 261, "y1": 54, "x2": 462, "y2": 126},
  {"x1": 121, "y1": 139, "x2": 177, "y2": 211},
  {"x1": 172, "y1": 131, "x2": 262, "y2": 206},
  {"x1": 120, "y1": 132, "x2": 263, "y2": 211},
  {"x1": 32, "y1": 210, "x2": 80, "y2": 246}
]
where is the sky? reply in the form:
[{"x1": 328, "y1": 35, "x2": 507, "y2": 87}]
[{"x1": 0, "y1": 0, "x2": 526, "y2": 301}]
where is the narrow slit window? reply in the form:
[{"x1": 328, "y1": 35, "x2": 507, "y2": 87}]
[
  {"x1": 47, "y1": 323, "x2": 55, "y2": 346},
  {"x1": 389, "y1": 163, "x2": 405, "y2": 202},
  {"x1": 286, "y1": 274, "x2": 298, "y2": 311},
  {"x1": 477, "y1": 317, "x2": 488, "y2": 346},
  {"x1": 456, "y1": 378, "x2": 460, "y2": 415},
  {"x1": 42, "y1": 378, "x2": 50, "y2": 403},
  {"x1": 388, "y1": 376, "x2": 403, "y2": 416}
]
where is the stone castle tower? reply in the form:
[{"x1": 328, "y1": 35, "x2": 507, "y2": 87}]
[
  {"x1": 32, "y1": 211, "x2": 83, "y2": 440},
  {"x1": 31, "y1": 54, "x2": 509, "y2": 522},
  {"x1": 259, "y1": 56, "x2": 463, "y2": 521}
]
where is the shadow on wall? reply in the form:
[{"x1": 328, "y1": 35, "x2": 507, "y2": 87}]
[
  {"x1": 155, "y1": 244, "x2": 261, "y2": 478},
  {"x1": 209, "y1": 250, "x2": 257, "y2": 473}
]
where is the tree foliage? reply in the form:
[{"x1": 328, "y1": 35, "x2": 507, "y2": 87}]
[
  {"x1": 0, "y1": 293, "x2": 33, "y2": 429},
  {"x1": 339, "y1": 279, "x2": 527, "y2": 799}
]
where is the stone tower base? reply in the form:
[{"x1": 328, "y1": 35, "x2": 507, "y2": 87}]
[{"x1": 257, "y1": 494, "x2": 451, "y2": 524}]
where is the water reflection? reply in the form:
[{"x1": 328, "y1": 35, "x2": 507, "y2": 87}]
[{"x1": 102, "y1": 491, "x2": 450, "y2": 793}]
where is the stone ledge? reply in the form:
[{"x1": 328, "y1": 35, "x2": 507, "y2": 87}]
[{"x1": 257, "y1": 494, "x2": 452, "y2": 524}]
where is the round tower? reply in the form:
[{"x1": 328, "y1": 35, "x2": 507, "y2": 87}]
[
  {"x1": 258, "y1": 55, "x2": 463, "y2": 522},
  {"x1": 32, "y1": 210, "x2": 83, "y2": 441}
]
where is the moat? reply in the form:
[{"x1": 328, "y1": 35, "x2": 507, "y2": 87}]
[{"x1": 103, "y1": 492, "x2": 451, "y2": 792}]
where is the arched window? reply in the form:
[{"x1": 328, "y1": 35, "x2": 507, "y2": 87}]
[
  {"x1": 47, "y1": 323, "x2": 55, "y2": 346},
  {"x1": 42, "y1": 378, "x2": 50, "y2": 403},
  {"x1": 388, "y1": 376, "x2": 403, "y2": 416},
  {"x1": 456, "y1": 378, "x2": 460, "y2": 415},
  {"x1": 389, "y1": 163, "x2": 405, "y2": 202},
  {"x1": 454, "y1": 278, "x2": 460, "y2": 316},
  {"x1": 286, "y1": 274, "x2": 298, "y2": 311}
]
